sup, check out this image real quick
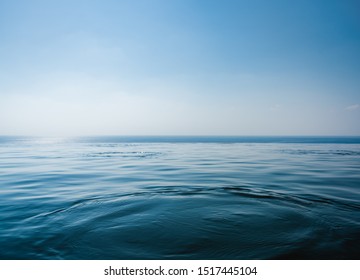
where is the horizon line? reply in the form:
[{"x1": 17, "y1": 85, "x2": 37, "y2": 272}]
[{"x1": 1, "y1": 135, "x2": 360, "y2": 138}]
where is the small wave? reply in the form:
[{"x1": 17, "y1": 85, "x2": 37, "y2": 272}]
[
  {"x1": 139, "y1": 184, "x2": 360, "y2": 212},
  {"x1": 20, "y1": 183, "x2": 360, "y2": 227},
  {"x1": 83, "y1": 151, "x2": 162, "y2": 158},
  {"x1": 281, "y1": 149, "x2": 360, "y2": 156},
  {"x1": 221, "y1": 186, "x2": 360, "y2": 211}
]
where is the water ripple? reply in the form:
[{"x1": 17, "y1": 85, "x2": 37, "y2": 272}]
[{"x1": 0, "y1": 137, "x2": 359, "y2": 259}]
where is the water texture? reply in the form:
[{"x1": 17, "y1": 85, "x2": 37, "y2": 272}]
[{"x1": 0, "y1": 136, "x2": 359, "y2": 259}]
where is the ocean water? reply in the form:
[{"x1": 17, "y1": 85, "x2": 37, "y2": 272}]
[{"x1": 0, "y1": 136, "x2": 359, "y2": 260}]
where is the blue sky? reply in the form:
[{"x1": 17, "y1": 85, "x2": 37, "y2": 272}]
[{"x1": 0, "y1": 0, "x2": 359, "y2": 136}]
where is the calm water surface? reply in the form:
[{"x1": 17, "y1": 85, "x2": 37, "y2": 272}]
[{"x1": 0, "y1": 136, "x2": 359, "y2": 259}]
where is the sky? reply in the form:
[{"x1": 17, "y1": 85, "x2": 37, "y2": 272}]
[{"x1": 0, "y1": 0, "x2": 359, "y2": 136}]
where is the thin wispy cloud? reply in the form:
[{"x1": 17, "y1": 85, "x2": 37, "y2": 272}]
[
  {"x1": 270, "y1": 104, "x2": 281, "y2": 111},
  {"x1": 346, "y1": 104, "x2": 360, "y2": 111}
]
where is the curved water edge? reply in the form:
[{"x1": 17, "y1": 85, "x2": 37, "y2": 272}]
[{"x1": 0, "y1": 137, "x2": 359, "y2": 259}]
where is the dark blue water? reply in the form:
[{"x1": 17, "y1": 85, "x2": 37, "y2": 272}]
[{"x1": 0, "y1": 136, "x2": 359, "y2": 259}]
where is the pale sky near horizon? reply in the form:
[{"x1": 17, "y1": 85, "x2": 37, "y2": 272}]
[{"x1": 0, "y1": 0, "x2": 359, "y2": 136}]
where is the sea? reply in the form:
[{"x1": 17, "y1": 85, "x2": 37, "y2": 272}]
[{"x1": 0, "y1": 136, "x2": 359, "y2": 260}]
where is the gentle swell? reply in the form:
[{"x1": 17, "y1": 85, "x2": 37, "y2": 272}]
[{"x1": 0, "y1": 138, "x2": 359, "y2": 259}]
